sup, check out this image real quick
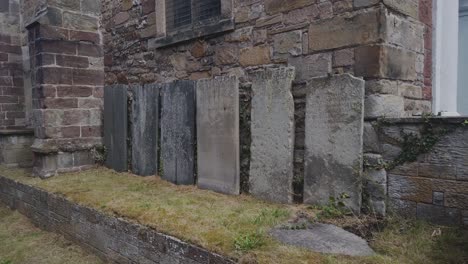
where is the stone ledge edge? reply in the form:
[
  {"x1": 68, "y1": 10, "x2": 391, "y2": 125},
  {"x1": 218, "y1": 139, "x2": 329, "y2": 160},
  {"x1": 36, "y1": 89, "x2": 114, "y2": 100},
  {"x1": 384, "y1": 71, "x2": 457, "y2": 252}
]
[{"x1": 0, "y1": 175, "x2": 235, "y2": 264}]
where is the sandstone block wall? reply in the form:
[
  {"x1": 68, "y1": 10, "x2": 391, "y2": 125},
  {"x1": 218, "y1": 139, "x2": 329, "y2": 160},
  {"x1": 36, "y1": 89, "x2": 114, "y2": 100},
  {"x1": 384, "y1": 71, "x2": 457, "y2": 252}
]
[
  {"x1": 21, "y1": 0, "x2": 104, "y2": 176},
  {"x1": 364, "y1": 118, "x2": 468, "y2": 226},
  {"x1": 102, "y1": 0, "x2": 432, "y2": 117},
  {"x1": 0, "y1": 0, "x2": 27, "y2": 129}
]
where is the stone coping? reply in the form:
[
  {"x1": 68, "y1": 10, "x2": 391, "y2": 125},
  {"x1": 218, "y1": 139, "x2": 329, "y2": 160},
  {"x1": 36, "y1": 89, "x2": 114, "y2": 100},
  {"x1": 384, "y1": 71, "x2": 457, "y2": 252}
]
[
  {"x1": 0, "y1": 129, "x2": 34, "y2": 136},
  {"x1": 0, "y1": 175, "x2": 234, "y2": 264},
  {"x1": 365, "y1": 116, "x2": 468, "y2": 124}
]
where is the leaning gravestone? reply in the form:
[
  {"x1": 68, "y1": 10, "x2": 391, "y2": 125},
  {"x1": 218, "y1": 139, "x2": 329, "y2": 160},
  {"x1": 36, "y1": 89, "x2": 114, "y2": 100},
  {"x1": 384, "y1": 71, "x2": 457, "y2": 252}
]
[
  {"x1": 196, "y1": 76, "x2": 240, "y2": 195},
  {"x1": 249, "y1": 67, "x2": 296, "y2": 203},
  {"x1": 304, "y1": 74, "x2": 365, "y2": 212},
  {"x1": 160, "y1": 80, "x2": 196, "y2": 185},
  {"x1": 104, "y1": 85, "x2": 128, "y2": 172},
  {"x1": 131, "y1": 84, "x2": 159, "y2": 176}
]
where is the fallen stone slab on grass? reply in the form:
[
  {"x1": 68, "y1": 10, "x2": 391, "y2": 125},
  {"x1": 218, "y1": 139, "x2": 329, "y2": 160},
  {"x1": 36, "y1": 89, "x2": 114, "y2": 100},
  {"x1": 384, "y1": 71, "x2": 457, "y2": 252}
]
[{"x1": 270, "y1": 223, "x2": 375, "y2": 257}]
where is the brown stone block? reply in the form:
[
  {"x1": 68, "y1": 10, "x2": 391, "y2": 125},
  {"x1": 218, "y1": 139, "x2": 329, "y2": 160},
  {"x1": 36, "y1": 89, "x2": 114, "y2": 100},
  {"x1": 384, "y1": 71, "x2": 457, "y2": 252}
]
[
  {"x1": 69, "y1": 30, "x2": 100, "y2": 44},
  {"x1": 77, "y1": 43, "x2": 103, "y2": 57},
  {"x1": 81, "y1": 126, "x2": 102, "y2": 137},
  {"x1": 390, "y1": 174, "x2": 468, "y2": 204},
  {"x1": 0, "y1": 53, "x2": 7, "y2": 61},
  {"x1": 57, "y1": 86, "x2": 93, "y2": 98},
  {"x1": 141, "y1": 0, "x2": 155, "y2": 15},
  {"x1": 418, "y1": 163, "x2": 457, "y2": 180},
  {"x1": 78, "y1": 98, "x2": 102, "y2": 109},
  {"x1": 6, "y1": 111, "x2": 25, "y2": 119},
  {"x1": 0, "y1": 87, "x2": 24, "y2": 96},
  {"x1": 56, "y1": 55, "x2": 89, "y2": 68},
  {"x1": 37, "y1": 25, "x2": 69, "y2": 40},
  {"x1": 63, "y1": 12, "x2": 98, "y2": 31},
  {"x1": 214, "y1": 45, "x2": 239, "y2": 65},
  {"x1": 0, "y1": 34, "x2": 10, "y2": 44},
  {"x1": 62, "y1": 109, "x2": 90, "y2": 126},
  {"x1": 73, "y1": 69, "x2": 104, "y2": 86},
  {"x1": 61, "y1": 126, "x2": 81, "y2": 138},
  {"x1": 37, "y1": 67, "x2": 73, "y2": 85},
  {"x1": 93, "y1": 87, "x2": 104, "y2": 98},
  {"x1": 265, "y1": 0, "x2": 314, "y2": 15},
  {"x1": 239, "y1": 45, "x2": 271, "y2": 66},
  {"x1": 37, "y1": 39, "x2": 77, "y2": 55},
  {"x1": 35, "y1": 54, "x2": 55, "y2": 67},
  {"x1": 445, "y1": 192, "x2": 468, "y2": 210},
  {"x1": 33, "y1": 86, "x2": 57, "y2": 99},
  {"x1": 355, "y1": 45, "x2": 417, "y2": 80},
  {"x1": 383, "y1": 0, "x2": 418, "y2": 19},
  {"x1": 0, "y1": 77, "x2": 11, "y2": 86},
  {"x1": 43, "y1": 98, "x2": 78, "y2": 109},
  {"x1": 1, "y1": 103, "x2": 24, "y2": 112},
  {"x1": 308, "y1": 9, "x2": 381, "y2": 52},
  {"x1": 48, "y1": 0, "x2": 80, "y2": 11},
  {"x1": 0, "y1": 44, "x2": 21, "y2": 54}
]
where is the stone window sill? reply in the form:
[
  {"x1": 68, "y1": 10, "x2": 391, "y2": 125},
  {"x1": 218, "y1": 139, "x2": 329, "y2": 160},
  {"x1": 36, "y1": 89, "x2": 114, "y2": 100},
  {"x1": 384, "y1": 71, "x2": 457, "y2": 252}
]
[{"x1": 149, "y1": 18, "x2": 234, "y2": 49}]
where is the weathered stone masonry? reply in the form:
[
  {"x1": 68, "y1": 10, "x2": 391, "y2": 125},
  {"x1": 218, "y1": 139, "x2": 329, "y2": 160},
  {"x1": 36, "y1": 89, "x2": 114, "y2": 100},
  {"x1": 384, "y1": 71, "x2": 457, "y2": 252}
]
[
  {"x1": 0, "y1": 0, "x2": 26, "y2": 129},
  {"x1": 25, "y1": 0, "x2": 104, "y2": 177}
]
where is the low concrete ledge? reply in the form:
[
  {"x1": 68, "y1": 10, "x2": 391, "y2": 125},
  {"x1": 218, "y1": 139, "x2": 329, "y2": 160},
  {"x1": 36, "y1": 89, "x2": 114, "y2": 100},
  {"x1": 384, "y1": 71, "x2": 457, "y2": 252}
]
[{"x1": 0, "y1": 175, "x2": 234, "y2": 264}]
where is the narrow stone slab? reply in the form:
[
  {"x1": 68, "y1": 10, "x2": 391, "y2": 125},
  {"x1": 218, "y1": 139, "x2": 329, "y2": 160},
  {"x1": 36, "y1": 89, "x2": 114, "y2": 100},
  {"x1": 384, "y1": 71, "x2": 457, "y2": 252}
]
[
  {"x1": 249, "y1": 67, "x2": 295, "y2": 203},
  {"x1": 196, "y1": 76, "x2": 240, "y2": 195},
  {"x1": 160, "y1": 80, "x2": 196, "y2": 185},
  {"x1": 270, "y1": 224, "x2": 375, "y2": 257},
  {"x1": 131, "y1": 84, "x2": 159, "y2": 176},
  {"x1": 304, "y1": 74, "x2": 364, "y2": 212},
  {"x1": 104, "y1": 85, "x2": 128, "y2": 172}
]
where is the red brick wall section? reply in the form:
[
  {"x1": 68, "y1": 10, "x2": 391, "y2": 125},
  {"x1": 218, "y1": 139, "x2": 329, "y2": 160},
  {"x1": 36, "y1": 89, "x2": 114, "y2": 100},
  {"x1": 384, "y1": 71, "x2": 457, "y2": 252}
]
[
  {"x1": 420, "y1": 0, "x2": 433, "y2": 100},
  {"x1": 0, "y1": 0, "x2": 26, "y2": 129},
  {"x1": 29, "y1": 19, "x2": 104, "y2": 141},
  {"x1": 25, "y1": 0, "x2": 104, "y2": 177}
]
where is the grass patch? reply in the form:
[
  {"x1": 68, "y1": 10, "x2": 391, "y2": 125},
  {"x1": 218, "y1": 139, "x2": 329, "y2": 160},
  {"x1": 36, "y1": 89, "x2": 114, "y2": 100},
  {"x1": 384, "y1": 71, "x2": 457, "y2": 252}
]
[
  {"x1": 0, "y1": 166, "x2": 467, "y2": 264},
  {"x1": 234, "y1": 231, "x2": 265, "y2": 251},
  {"x1": 0, "y1": 204, "x2": 102, "y2": 264}
]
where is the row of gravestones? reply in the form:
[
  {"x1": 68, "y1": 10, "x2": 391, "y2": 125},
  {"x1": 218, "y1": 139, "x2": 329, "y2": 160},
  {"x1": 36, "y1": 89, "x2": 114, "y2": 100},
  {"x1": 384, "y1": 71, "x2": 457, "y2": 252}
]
[{"x1": 104, "y1": 68, "x2": 365, "y2": 211}]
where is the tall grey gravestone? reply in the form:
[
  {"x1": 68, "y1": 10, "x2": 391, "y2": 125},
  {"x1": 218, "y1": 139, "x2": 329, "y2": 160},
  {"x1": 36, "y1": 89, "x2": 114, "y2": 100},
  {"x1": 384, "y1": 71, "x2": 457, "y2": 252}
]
[
  {"x1": 160, "y1": 80, "x2": 196, "y2": 185},
  {"x1": 131, "y1": 84, "x2": 159, "y2": 176},
  {"x1": 304, "y1": 74, "x2": 365, "y2": 212},
  {"x1": 104, "y1": 85, "x2": 128, "y2": 172},
  {"x1": 196, "y1": 76, "x2": 240, "y2": 195},
  {"x1": 249, "y1": 67, "x2": 296, "y2": 203}
]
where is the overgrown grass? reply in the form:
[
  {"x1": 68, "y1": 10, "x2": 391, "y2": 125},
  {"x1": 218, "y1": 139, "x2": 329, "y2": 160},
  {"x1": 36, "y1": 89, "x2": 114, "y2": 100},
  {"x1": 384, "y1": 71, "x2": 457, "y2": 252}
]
[
  {"x1": 0, "y1": 204, "x2": 102, "y2": 264},
  {"x1": 0, "y1": 166, "x2": 467, "y2": 264}
]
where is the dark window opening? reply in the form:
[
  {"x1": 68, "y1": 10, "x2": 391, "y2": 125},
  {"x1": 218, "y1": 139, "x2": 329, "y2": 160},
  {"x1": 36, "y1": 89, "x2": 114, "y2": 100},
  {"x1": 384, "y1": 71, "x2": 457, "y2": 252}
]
[{"x1": 166, "y1": 0, "x2": 221, "y2": 31}]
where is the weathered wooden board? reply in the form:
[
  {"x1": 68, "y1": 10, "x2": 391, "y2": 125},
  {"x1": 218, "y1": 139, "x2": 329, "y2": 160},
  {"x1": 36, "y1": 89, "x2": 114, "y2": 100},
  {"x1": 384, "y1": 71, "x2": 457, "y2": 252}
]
[
  {"x1": 196, "y1": 76, "x2": 240, "y2": 195},
  {"x1": 160, "y1": 80, "x2": 196, "y2": 185},
  {"x1": 131, "y1": 84, "x2": 159, "y2": 176},
  {"x1": 104, "y1": 85, "x2": 128, "y2": 172}
]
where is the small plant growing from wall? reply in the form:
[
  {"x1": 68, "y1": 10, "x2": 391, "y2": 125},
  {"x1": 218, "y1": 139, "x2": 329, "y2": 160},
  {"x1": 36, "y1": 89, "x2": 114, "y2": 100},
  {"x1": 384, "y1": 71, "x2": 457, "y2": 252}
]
[
  {"x1": 90, "y1": 145, "x2": 107, "y2": 165},
  {"x1": 313, "y1": 193, "x2": 352, "y2": 220}
]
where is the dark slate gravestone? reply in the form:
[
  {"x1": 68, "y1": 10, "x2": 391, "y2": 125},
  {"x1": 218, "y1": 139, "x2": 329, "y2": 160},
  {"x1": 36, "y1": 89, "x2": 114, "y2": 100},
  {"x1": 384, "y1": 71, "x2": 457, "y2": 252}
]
[
  {"x1": 249, "y1": 67, "x2": 296, "y2": 203},
  {"x1": 104, "y1": 85, "x2": 128, "y2": 172},
  {"x1": 196, "y1": 76, "x2": 240, "y2": 195},
  {"x1": 304, "y1": 74, "x2": 365, "y2": 213},
  {"x1": 131, "y1": 84, "x2": 159, "y2": 176},
  {"x1": 160, "y1": 80, "x2": 196, "y2": 185}
]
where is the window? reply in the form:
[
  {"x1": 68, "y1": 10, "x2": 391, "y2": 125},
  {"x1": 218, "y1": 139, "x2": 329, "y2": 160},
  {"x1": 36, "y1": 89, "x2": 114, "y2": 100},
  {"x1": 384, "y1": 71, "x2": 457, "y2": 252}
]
[{"x1": 150, "y1": 0, "x2": 233, "y2": 48}]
